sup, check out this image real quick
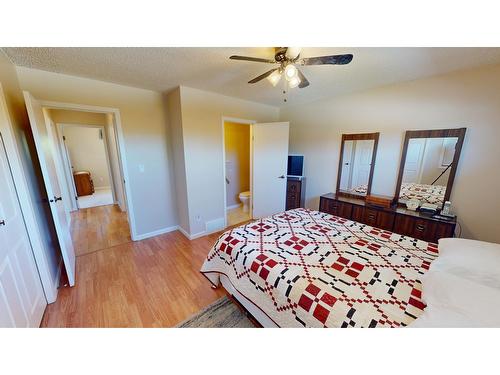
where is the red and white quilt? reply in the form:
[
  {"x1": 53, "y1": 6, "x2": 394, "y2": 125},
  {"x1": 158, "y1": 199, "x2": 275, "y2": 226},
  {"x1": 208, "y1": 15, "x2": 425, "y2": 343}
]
[
  {"x1": 201, "y1": 208, "x2": 439, "y2": 328},
  {"x1": 400, "y1": 182, "x2": 446, "y2": 205}
]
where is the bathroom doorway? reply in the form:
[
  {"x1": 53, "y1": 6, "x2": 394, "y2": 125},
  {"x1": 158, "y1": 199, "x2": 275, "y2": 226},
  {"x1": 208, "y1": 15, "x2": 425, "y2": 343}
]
[{"x1": 223, "y1": 118, "x2": 253, "y2": 227}]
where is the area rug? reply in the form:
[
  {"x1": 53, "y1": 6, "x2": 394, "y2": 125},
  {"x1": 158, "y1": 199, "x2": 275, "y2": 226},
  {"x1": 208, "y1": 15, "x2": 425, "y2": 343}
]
[{"x1": 176, "y1": 296, "x2": 256, "y2": 328}]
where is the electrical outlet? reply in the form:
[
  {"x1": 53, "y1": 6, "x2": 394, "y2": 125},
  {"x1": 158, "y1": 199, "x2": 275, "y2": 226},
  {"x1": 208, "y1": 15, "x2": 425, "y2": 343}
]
[{"x1": 195, "y1": 215, "x2": 202, "y2": 222}]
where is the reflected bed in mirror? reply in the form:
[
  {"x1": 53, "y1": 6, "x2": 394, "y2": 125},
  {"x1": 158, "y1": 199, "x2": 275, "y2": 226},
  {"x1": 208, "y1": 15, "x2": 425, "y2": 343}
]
[
  {"x1": 336, "y1": 133, "x2": 379, "y2": 198},
  {"x1": 395, "y1": 128, "x2": 466, "y2": 209}
]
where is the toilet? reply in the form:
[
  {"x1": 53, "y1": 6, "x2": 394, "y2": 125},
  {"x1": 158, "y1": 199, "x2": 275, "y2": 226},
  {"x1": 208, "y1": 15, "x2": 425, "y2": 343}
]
[{"x1": 238, "y1": 191, "x2": 251, "y2": 213}]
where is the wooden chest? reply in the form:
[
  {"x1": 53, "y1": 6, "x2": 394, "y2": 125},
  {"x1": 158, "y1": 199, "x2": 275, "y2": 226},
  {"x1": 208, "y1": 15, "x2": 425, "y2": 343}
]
[{"x1": 73, "y1": 171, "x2": 94, "y2": 197}]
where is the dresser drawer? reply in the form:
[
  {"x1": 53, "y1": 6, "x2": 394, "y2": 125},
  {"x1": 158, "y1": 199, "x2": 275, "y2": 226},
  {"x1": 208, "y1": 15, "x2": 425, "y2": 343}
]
[
  {"x1": 351, "y1": 206, "x2": 364, "y2": 222},
  {"x1": 376, "y1": 211, "x2": 395, "y2": 231},
  {"x1": 319, "y1": 197, "x2": 352, "y2": 219},
  {"x1": 363, "y1": 208, "x2": 378, "y2": 226}
]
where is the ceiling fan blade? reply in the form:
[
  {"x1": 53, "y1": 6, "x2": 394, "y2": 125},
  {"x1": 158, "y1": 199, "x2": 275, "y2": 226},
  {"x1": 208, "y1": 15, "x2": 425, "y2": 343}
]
[
  {"x1": 297, "y1": 68, "x2": 310, "y2": 88},
  {"x1": 230, "y1": 55, "x2": 275, "y2": 63},
  {"x1": 248, "y1": 68, "x2": 279, "y2": 84},
  {"x1": 301, "y1": 54, "x2": 353, "y2": 66}
]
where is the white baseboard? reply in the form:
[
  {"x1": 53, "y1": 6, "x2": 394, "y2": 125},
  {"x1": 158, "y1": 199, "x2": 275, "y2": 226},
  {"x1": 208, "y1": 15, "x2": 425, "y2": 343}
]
[
  {"x1": 177, "y1": 227, "x2": 223, "y2": 240},
  {"x1": 226, "y1": 203, "x2": 242, "y2": 210},
  {"x1": 133, "y1": 225, "x2": 179, "y2": 241}
]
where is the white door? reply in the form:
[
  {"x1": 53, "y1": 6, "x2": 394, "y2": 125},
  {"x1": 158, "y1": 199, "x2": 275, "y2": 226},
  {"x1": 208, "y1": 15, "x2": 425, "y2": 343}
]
[
  {"x1": 351, "y1": 139, "x2": 374, "y2": 188},
  {"x1": 252, "y1": 122, "x2": 289, "y2": 218},
  {"x1": 403, "y1": 138, "x2": 426, "y2": 183},
  {"x1": 24, "y1": 92, "x2": 76, "y2": 286},
  {"x1": 340, "y1": 140, "x2": 354, "y2": 190},
  {"x1": 0, "y1": 134, "x2": 46, "y2": 327}
]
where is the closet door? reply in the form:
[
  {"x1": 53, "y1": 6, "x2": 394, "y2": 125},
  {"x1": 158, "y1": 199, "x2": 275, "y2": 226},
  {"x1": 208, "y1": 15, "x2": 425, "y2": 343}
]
[
  {"x1": 0, "y1": 134, "x2": 46, "y2": 327},
  {"x1": 252, "y1": 122, "x2": 289, "y2": 218}
]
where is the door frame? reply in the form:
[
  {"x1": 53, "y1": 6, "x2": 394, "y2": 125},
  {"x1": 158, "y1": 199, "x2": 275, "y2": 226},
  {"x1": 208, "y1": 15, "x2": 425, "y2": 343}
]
[
  {"x1": 56, "y1": 123, "x2": 118, "y2": 211},
  {"x1": 0, "y1": 83, "x2": 53, "y2": 303},
  {"x1": 221, "y1": 116, "x2": 255, "y2": 229},
  {"x1": 36, "y1": 100, "x2": 137, "y2": 240}
]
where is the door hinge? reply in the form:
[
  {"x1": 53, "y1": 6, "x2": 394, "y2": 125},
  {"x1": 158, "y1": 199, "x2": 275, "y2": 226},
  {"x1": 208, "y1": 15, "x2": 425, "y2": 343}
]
[
  {"x1": 75, "y1": 196, "x2": 78, "y2": 201},
  {"x1": 63, "y1": 135, "x2": 66, "y2": 141}
]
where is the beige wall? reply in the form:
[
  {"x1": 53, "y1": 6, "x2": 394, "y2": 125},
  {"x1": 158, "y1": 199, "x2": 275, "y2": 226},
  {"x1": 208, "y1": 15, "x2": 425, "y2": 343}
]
[
  {"x1": 0, "y1": 51, "x2": 61, "y2": 298},
  {"x1": 280, "y1": 63, "x2": 500, "y2": 243},
  {"x1": 224, "y1": 121, "x2": 250, "y2": 207},
  {"x1": 165, "y1": 88, "x2": 189, "y2": 233},
  {"x1": 49, "y1": 108, "x2": 107, "y2": 126},
  {"x1": 63, "y1": 126, "x2": 111, "y2": 188},
  {"x1": 179, "y1": 86, "x2": 279, "y2": 236},
  {"x1": 16, "y1": 67, "x2": 178, "y2": 238}
]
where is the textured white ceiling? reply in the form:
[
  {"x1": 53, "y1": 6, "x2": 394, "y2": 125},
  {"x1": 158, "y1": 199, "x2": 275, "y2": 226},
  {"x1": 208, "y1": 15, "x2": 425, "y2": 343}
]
[{"x1": 3, "y1": 47, "x2": 500, "y2": 106}]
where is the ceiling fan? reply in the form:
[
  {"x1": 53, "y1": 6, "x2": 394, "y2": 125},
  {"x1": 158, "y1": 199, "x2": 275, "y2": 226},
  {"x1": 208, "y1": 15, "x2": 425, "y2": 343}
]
[{"x1": 230, "y1": 47, "x2": 353, "y2": 89}]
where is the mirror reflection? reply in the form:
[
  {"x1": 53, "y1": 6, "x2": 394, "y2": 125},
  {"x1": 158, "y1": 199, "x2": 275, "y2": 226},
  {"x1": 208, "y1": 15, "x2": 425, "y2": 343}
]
[
  {"x1": 339, "y1": 139, "x2": 375, "y2": 196},
  {"x1": 399, "y1": 137, "x2": 458, "y2": 206}
]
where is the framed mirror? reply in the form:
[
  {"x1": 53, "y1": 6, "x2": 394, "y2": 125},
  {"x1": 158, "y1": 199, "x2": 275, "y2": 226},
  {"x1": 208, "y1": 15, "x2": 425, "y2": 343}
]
[
  {"x1": 336, "y1": 133, "x2": 379, "y2": 198},
  {"x1": 394, "y1": 128, "x2": 466, "y2": 209}
]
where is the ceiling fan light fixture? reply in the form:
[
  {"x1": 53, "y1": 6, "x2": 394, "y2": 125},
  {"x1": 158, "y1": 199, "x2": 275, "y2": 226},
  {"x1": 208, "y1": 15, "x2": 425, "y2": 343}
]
[
  {"x1": 267, "y1": 70, "x2": 282, "y2": 86},
  {"x1": 285, "y1": 47, "x2": 302, "y2": 60},
  {"x1": 288, "y1": 75, "x2": 301, "y2": 88},
  {"x1": 284, "y1": 64, "x2": 298, "y2": 81}
]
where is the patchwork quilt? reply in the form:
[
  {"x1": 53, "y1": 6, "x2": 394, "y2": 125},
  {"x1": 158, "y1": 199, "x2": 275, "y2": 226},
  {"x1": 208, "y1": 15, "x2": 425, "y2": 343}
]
[
  {"x1": 400, "y1": 182, "x2": 446, "y2": 205},
  {"x1": 201, "y1": 208, "x2": 439, "y2": 328}
]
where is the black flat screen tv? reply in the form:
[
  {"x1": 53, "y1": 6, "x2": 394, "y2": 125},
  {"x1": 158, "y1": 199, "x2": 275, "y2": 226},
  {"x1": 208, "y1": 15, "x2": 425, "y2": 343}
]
[{"x1": 287, "y1": 155, "x2": 304, "y2": 177}]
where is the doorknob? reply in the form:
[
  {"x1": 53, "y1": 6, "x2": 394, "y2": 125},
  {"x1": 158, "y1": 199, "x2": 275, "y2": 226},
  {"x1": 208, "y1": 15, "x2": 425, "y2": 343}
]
[
  {"x1": 278, "y1": 175, "x2": 285, "y2": 179},
  {"x1": 0, "y1": 220, "x2": 5, "y2": 226},
  {"x1": 54, "y1": 196, "x2": 62, "y2": 202}
]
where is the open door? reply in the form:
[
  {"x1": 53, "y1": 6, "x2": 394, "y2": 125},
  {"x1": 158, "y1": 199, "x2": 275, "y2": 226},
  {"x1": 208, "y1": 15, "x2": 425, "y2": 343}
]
[
  {"x1": 23, "y1": 91, "x2": 76, "y2": 286},
  {"x1": 252, "y1": 122, "x2": 289, "y2": 218}
]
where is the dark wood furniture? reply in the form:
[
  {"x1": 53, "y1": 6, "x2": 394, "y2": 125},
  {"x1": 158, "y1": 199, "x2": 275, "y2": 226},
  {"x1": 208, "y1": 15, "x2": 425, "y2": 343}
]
[
  {"x1": 286, "y1": 177, "x2": 306, "y2": 210},
  {"x1": 336, "y1": 132, "x2": 379, "y2": 199},
  {"x1": 394, "y1": 128, "x2": 467, "y2": 208},
  {"x1": 73, "y1": 171, "x2": 94, "y2": 197},
  {"x1": 319, "y1": 193, "x2": 456, "y2": 243}
]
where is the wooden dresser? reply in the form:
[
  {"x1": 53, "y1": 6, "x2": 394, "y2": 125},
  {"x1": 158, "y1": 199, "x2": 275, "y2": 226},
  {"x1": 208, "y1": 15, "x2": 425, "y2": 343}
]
[
  {"x1": 319, "y1": 193, "x2": 456, "y2": 244},
  {"x1": 286, "y1": 177, "x2": 306, "y2": 210},
  {"x1": 73, "y1": 171, "x2": 94, "y2": 197}
]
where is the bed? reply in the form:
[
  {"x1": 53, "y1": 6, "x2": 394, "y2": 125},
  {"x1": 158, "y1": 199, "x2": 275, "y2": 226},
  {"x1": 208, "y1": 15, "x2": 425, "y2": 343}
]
[
  {"x1": 201, "y1": 208, "x2": 439, "y2": 328},
  {"x1": 399, "y1": 182, "x2": 446, "y2": 205}
]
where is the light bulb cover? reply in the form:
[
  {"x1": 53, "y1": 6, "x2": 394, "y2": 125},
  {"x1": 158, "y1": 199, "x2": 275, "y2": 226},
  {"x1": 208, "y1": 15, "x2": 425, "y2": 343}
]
[
  {"x1": 284, "y1": 64, "x2": 298, "y2": 80},
  {"x1": 288, "y1": 76, "x2": 301, "y2": 88},
  {"x1": 267, "y1": 70, "x2": 282, "y2": 87},
  {"x1": 285, "y1": 47, "x2": 302, "y2": 60}
]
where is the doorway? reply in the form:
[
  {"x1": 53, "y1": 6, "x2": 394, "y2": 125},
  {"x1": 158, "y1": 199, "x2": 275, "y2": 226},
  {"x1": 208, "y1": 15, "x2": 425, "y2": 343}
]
[
  {"x1": 59, "y1": 124, "x2": 115, "y2": 210},
  {"x1": 47, "y1": 111, "x2": 131, "y2": 257},
  {"x1": 24, "y1": 92, "x2": 135, "y2": 285},
  {"x1": 222, "y1": 118, "x2": 290, "y2": 229},
  {"x1": 224, "y1": 120, "x2": 252, "y2": 226}
]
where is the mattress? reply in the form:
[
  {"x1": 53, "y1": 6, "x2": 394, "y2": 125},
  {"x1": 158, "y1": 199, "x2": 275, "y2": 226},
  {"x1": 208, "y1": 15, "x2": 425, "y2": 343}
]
[{"x1": 201, "y1": 208, "x2": 439, "y2": 327}]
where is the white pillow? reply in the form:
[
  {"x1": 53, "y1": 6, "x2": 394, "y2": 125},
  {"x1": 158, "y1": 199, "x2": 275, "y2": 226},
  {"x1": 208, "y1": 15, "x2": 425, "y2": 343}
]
[
  {"x1": 431, "y1": 238, "x2": 500, "y2": 289},
  {"x1": 411, "y1": 271, "x2": 500, "y2": 327}
]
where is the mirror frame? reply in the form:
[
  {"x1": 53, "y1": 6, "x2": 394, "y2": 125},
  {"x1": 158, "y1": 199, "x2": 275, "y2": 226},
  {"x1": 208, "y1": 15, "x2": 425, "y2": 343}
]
[
  {"x1": 336, "y1": 132, "x2": 380, "y2": 199},
  {"x1": 393, "y1": 128, "x2": 467, "y2": 208}
]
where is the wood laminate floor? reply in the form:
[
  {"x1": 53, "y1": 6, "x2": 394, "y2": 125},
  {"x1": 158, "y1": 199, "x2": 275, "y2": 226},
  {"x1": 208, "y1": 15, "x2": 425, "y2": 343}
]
[
  {"x1": 70, "y1": 204, "x2": 131, "y2": 256},
  {"x1": 41, "y1": 225, "x2": 229, "y2": 327}
]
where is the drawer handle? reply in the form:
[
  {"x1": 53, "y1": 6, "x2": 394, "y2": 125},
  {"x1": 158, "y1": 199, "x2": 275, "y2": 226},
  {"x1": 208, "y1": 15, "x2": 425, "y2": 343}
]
[
  {"x1": 0, "y1": 219, "x2": 5, "y2": 226},
  {"x1": 368, "y1": 214, "x2": 376, "y2": 220},
  {"x1": 416, "y1": 224, "x2": 426, "y2": 231}
]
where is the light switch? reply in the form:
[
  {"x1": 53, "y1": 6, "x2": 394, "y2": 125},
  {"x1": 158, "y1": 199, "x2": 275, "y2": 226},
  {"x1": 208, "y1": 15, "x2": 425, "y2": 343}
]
[{"x1": 138, "y1": 164, "x2": 145, "y2": 173}]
